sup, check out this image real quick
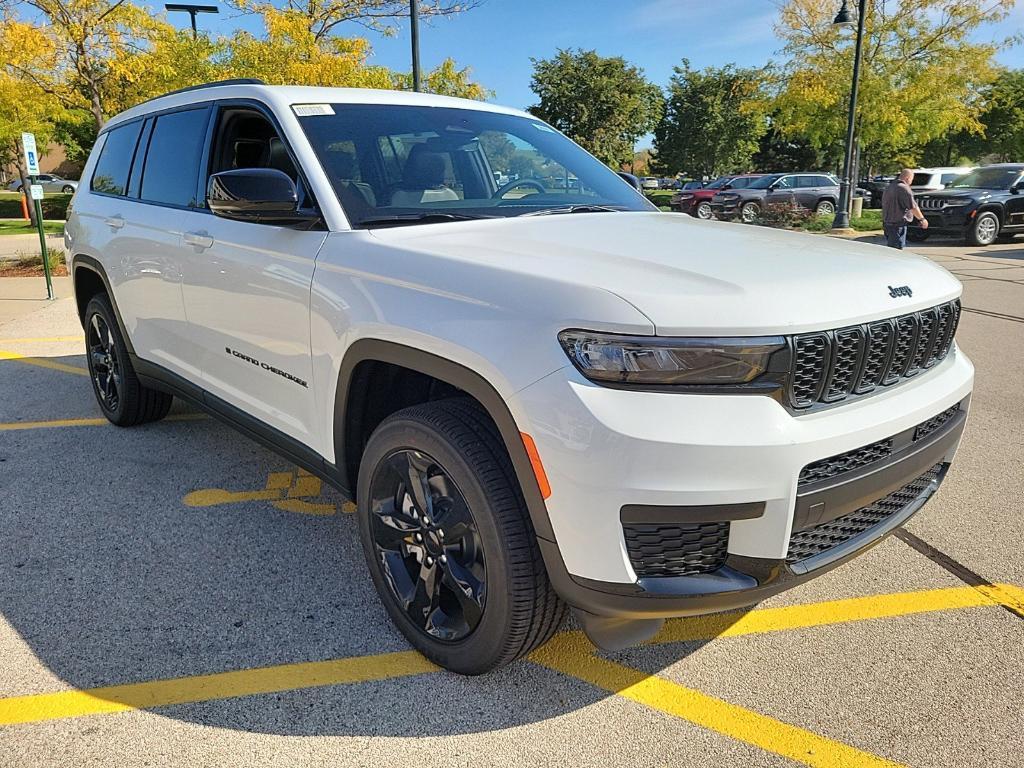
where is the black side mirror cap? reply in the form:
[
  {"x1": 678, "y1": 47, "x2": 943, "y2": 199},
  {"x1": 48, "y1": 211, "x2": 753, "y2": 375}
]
[{"x1": 208, "y1": 168, "x2": 318, "y2": 223}]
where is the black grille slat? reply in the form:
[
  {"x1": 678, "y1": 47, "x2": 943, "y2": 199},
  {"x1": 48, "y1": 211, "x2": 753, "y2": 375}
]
[
  {"x1": 798, "y1": 438, "x2": 893, "y2": 486},
  {"x1": 913, "y1": 405, "x2": 959, "y2": 442},
  {"x1": 823, "y1": 327, "x2": 864, "y2": 401},
  {"x1": 789, "y1": 301, "x2": 958, "y2": 409},
  {"x1": 787, "y1": 464, "x2": 943, "y2": 563},
  {"x1": 623, "y1": 522, "x2": 729, "y2": 578}
]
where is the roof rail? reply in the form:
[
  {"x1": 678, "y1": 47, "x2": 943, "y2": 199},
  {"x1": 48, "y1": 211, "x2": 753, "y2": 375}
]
[{"x1": 154, "y1": 78, "x2": 267, "y2": 100}]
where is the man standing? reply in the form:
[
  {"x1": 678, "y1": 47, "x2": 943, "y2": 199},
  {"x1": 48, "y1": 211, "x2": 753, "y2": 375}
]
[{"x1": 881, "y1": 169, "x2": 928, "y2": 249}]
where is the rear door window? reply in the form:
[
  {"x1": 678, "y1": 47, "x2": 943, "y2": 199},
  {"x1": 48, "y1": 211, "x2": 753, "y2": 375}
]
[
  {"x1": 91, "y1": 121, "x2": 144, "y2": 196},
  {"x1": 140, "y1": 108, "x2": 211, "y2": 208}
]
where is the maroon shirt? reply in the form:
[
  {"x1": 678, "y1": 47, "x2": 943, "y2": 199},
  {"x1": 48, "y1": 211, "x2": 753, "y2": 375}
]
[{"x1": 882, "y1": 180, "x2": 916, "y2": 225}]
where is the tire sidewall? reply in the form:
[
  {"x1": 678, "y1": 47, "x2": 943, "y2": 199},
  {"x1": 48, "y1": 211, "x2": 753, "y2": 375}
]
[
  {"x1": 741, "y1": 202, "x2": 759, "y2": 222},
  {"x1": 695, "y1": 201, "x2": 713, "y2": 219},
  {"x1": 84, "y1": 295, "x2": 130, "y2": 423},
  {"x1": 356, "y1": 415, "x2": 518, "y2": 671},
  {"x1": 971, "y1": 212, "x2": 999, "y2": 246},
  {"x1": 816, "y1": 200, "x2": 835, "y2": 215}
]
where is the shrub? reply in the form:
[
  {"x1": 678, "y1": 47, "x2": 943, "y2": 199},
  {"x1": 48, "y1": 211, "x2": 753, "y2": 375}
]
[
  {"x1": 753, "y1": 201, "x2": 816, "y2": 229},
  {"x1": 0, "y1": 193, "x2": 72, "y2": 220}
]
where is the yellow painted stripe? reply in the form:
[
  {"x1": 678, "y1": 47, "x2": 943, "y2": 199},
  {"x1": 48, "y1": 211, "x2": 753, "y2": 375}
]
[
  {"x1": 650, "y1": 584, "x2": 1002, "y2": 645},
  {"x1": 0, "y1": 584, "x2": 1017, "y2": 728},
  {"x1": 0, "y1": 336, "x2": 82, "y2": 343},
  {"x1": 0, "y1": 349, "x2": 87, "y2": 376},
  {"x1": 0, "y1": 413, "x2": 208, "y2": 432},
  {"x1": 532, "y1": 634, "x2": 903, "y2": 768},
  {"x1": 0, "y1": 651, "x2": 437, "y2": 727}
]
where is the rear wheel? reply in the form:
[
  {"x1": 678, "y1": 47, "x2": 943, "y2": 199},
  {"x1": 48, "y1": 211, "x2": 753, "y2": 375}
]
[
  {"x1": 815, "y1": 199, "x2": 835, "y2": 216},
  {"x1": 61, "y1": 185, "x2": 75, "y2": 194},
  {"x1": 695, "y1": 201, "x2": 714, "y2": 220},
  {"x1": 740, "y1": 201, "x2": 760, "y2": 223},
  {"x1": 967, "y1": 211, "x2": 999, "y2": 246},
  {"x1": 357, "y1": 399, "x2": 566, "y2": 674},
  {"x1": 84, "y1": 294, "x2": 173, "y2": 426}
]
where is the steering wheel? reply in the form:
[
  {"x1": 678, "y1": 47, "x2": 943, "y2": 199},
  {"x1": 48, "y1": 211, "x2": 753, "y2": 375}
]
[{"x1": 492, "y1": 178, "x2": 547, "y2": 199}]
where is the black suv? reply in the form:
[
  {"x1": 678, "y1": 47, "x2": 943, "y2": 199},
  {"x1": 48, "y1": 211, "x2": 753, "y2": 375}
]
[
  {"x1": 913, "y1": 164, "x2": 1024, "y2": 246},
  {"x1": 710, "y1": 172, "x2": 840, "y2": 222}
]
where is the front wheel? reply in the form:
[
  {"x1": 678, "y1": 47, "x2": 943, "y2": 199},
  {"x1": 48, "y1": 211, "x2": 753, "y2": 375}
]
[
  {"x1": 356, "y1": 399, "x2": 566, "y2": 674},
  {"x1": 967, "y1": 211, "x2": 999, "y2": 246},
  {"x1": 62, "y1": 185, "x2": 75, "y2": 194},
  {"x1": 815, "y1": 199, "x2": 835, "y2": 216},
  {"x1": 740, "y1": 202, "x2": 760, "y2": 223},
  {"x1": 695, "y1": 201, "x2": 714, "y2": 220}
]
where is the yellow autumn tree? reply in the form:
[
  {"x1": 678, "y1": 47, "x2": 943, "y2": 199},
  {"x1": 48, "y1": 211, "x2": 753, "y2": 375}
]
[{"x1": 773, "y1": 0, "x2": 1015, "y2": 167}]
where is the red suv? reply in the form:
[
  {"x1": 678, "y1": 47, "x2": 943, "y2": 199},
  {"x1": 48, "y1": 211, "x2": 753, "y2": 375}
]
[{"x1": 671, "y1": 174, "x2": 764, "y2": 219}]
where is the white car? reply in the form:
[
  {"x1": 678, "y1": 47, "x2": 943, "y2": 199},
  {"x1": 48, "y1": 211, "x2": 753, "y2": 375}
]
[
  {"x1": 66, "y1": 81, "x2": 974, "y2": 674},
  {"x1": 909, "y1": 166, "x2": 974, "y2": 193}
]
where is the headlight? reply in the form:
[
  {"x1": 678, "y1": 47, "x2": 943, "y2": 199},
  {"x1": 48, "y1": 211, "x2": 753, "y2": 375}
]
[
  {"x1": 558, "y1": 331, "x2": 785, "y2": 385},
  {"x1": 943, "y1": 197, "x2": 971, "y2": 207}
]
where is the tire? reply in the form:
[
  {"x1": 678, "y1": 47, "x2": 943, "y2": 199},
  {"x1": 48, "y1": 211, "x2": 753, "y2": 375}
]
[
  {"x1": 740, "y1": 201, "x2": 760, "y2": 223},
  {"x1": 967, "y1": 211, "x2": 999, "y2": 246},
  {"x1": 907, "y1": 229, "x2": 930, "y2": 242},
  {"x1": 815, "y1": 199, "x2": 835, "y2": 216},
  {"x1": 62, "y1": 185, "x2": 75, "y2": 194},
  {"x1": 356, "y1": 398, "x2": 566, "y2": 674},
  {"x1": 695, "y1": 201, "x2": 714, "y2": 220},
  {"x1": 84, "y1": 294, "x2": 173, "y2": 426}
]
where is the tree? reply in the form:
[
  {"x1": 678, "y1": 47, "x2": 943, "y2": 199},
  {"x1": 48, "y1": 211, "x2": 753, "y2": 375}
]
[
  {"x1": 752, "y1": 121, "x2": 828, "y2": 173},
  {"x1": 652, "y1": 60, "x2": 770, "y2": 178},
  {"x1": 964, "y1": 69, "x2": 1024, "y2": 162},
  {"x1": 773, "y1": 0, "x2": 1014, "y2": 167},
  {"x1": 528, "y1": 49, "x2": 662, "y2": 168}
]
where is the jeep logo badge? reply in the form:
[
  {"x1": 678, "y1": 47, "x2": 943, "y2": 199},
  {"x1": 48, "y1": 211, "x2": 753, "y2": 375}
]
[{"x1": 888, "y1": 285, "x2": 913, "y2": 298}]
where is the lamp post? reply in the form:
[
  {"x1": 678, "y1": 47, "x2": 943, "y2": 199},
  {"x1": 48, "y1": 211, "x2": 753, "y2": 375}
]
[
  {"x1": 410, "y1": 1, "x2": 422, "y2": 92},
  {"x1": 831, "y1": 0, "x2": 867, "y2": 230},
  {"x1": 164, "y1": 3, "x2": 219, "y2": 38}
]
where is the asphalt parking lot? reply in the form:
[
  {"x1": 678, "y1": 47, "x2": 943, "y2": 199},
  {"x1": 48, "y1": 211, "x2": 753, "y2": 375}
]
[{"x1": 1, "y1": 236, "x2": 1022, "y2": 767}]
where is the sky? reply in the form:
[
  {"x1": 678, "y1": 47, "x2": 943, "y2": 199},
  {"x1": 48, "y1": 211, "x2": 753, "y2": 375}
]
[{"x1": 173, "y1": 0, "x2": 1024, "y2": 114}]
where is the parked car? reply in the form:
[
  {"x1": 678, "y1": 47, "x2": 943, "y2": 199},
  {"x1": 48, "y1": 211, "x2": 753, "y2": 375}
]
[
  {"x1": 680, "y1": 180, "x2": 704, "y2": 191},
  {"x1": 617, "y1": 171, "x2": 643, "y2": 191},
  {"x1": 857, "y1": 177, "x2": 894, "y2": 209},
  {"x1": 913, "y1": 163, "x2": 1024, "y2": 246},
  {"x1": 640, "y1": 176, "x2": 660, "y2": 190},
  {"x1": 67, "y1": 80, "x2": 973, "y2": 674},
  {"x1": 909, "y1": 167, "x2": 974, "y2": 194},
  {"x1": 659, "y1": 178, "x2": 681, "y2": 190},
  {"x1": 7, "y1": 173, "x2": 79, "y2": 194},
  {"x1": 671, "y1": 174, "x2": 764, "y2": 219},
  {"x1": 711, "y1": 172, "x2": 840, "y2": 222}
]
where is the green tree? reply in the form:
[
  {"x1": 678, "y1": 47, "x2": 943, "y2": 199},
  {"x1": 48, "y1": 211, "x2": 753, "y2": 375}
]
[
  {"x1": 752, "y1": 121, "x2": 829, "y2": 173},
  {"x1": 528, "y1": 49, "x2": 662, "y2": 168},
  {"x1": 773, "y1": 0, "x2": 1014, "y2": 167},
  {"x1": 652, "y1": 60, "x2": 770, "y2": 178},
  {"x1": 965, "y1": 69, "x2": 1024, "y2": 162}
]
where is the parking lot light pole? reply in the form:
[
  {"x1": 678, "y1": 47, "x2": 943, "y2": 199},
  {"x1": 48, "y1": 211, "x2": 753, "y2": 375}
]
[
  {"x1": 164, "y1": 3, "x2": 219, "y2": 38},
  {"x1": 832, "y1": 0, "x2": 866, "y2": 230},
  {"x1": 410, "y1": 1, "x2": 422, "y2": 92}
]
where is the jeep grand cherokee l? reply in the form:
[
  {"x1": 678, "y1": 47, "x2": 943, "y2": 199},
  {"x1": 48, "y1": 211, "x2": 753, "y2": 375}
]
[
  {"x1": 711, "y1": 172, "x2": 839, "y2": 222},
  {"x1": 66, "y1": 81, "x2": 973, "y2": 674},
  {"x1": 913, "y1": 164, "x2": 1024, "y2": 246}
]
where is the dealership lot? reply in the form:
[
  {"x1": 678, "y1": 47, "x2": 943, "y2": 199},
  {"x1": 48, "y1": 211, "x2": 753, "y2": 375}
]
[{"x1": 0, "y1": 238, "x2": 1022, "y2": 767}]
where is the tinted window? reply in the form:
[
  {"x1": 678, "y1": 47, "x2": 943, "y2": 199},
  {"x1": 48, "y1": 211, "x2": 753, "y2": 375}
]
[
  {"x1": 730, "y1": 176, "x2": 759, "y2": 189},
  {"x1": 794, "y1": 176, "x2": 817, "y2": 188},
  {"x1": 140, "y1": 108, "x2": 209, "y2": 207},
  {"x1": 814, "y1": 175, "x2": 836, "y2": 187},
  {"x1": 949, "y1": 167, "x2": 1024, "y2": 190},
  {"x1": 91, "y1": 121, "x2": 143, "y2": 196},
  {"x1": 940, "y1": 173, "x2": 959, "y2": 184},
  {"x1": 911, "y1": 172, "x2": 933, "y2": 187},
  {"x1": 748, "y1": 174, "x2": 783, "y2": 189}
]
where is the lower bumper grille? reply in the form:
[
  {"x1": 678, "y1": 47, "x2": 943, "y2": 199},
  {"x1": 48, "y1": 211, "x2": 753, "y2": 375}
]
[
  {"x1": 786, "y1": 463, "x2": 944, "y2": 563},
  {"x1": 624, "y1": 522, "x2": 729, "y2": 578}
]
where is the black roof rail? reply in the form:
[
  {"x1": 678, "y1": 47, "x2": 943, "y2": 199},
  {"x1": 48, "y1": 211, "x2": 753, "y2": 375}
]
[{"x1": 141, "y1": 78, "x2": 267, "y2": 104}]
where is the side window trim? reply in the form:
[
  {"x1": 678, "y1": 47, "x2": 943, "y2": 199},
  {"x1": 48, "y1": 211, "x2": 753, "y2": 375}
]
[{"x1": 126, "y1": 117, "x2": 154, "y2": 199}]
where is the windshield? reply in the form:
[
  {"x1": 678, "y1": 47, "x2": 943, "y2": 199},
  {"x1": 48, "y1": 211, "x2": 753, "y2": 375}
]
[
  {"x1": 706, "y1": 177, "x2": 729, "y2": 189},
  {"x1": 747, "y1": 174, "x2": 782, "y2": 190},
  {"x1": 948, "y1": 167, "x2": 1024, "y2": 190},
  {"x1": 729, "y1": 176, "x2": 761, "y2": 189},
  {"x1": 296, "y1": 104, "x2": 653, "y2": 226}
]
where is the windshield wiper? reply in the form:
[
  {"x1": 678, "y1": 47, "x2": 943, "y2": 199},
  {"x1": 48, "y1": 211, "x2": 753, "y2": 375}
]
[
  {"x1": 520, "y1": 204, "x2": 625, "y2": 217},
  {"x1": 358, "y1": 212, "x2": 500, "y2": 228}
]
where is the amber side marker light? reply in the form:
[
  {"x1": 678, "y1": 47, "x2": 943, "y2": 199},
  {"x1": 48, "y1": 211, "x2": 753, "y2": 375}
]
[{"x1": 520, "y1": 432, "x2": 552, "y2": 499}]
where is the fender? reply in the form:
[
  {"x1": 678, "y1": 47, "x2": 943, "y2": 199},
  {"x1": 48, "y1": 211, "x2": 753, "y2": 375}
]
[
  {"x1": 69, "y1": 254, "x2": 137, "y2": 357},
  {"x1": 333, "y1": 338, "x2": 557, "y2": 544}
]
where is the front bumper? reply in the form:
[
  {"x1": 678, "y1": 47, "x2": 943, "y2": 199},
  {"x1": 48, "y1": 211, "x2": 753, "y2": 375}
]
[
  {"x1": 515, "y1": 346, "x2": 973, "y2": 619},
  {"x1": 710, "y1": 201, "x2": 740, "y2": 219},
  {"x1": 920, "y1": 206, "x2": 974, "y2": 234}
]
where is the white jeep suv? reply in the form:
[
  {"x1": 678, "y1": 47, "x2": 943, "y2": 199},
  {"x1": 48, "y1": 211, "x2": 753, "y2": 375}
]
[{"x1": 67, "y1": 80, "x2": 974, "y2": 674}]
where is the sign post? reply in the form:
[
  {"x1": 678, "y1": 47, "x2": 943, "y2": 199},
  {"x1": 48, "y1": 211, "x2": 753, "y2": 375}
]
[{"x1": 22, "y1": 132, "x2": 53, "y2": 300}]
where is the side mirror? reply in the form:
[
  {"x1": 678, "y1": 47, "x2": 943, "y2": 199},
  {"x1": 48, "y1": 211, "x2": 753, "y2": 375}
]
[
  {"x1": 207, "y1": 168, "x2": 317, "y2": 223},
  {"x1": 616, "y1": 172, "x2": 643, "y2": 191},
  {"x1": 1010, "y1": 183, "x2": 1020, "y2": 195}
]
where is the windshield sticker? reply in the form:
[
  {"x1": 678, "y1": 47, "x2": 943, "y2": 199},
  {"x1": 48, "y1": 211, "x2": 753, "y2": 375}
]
[{"x1": 292, "y1": 104, "x2": 335, "y2": 117}]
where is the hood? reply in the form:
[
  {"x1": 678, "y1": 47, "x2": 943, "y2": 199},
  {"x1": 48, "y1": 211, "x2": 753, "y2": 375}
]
[
  {"x1": 368, "y1": 212, "x2": 961, "y2": 336},
  {"x1": 920, "y1": 187, "x2": 996, "y2": 199}
]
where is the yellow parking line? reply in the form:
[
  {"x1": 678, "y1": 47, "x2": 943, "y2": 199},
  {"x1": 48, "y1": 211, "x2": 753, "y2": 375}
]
[
  {"x1": 0, "y1": 413, "x2": 208, "y2": 432},
  {"x1": 0, "y1": 583, "x2": 1016, "y2": 729},
  {"x1": 0, "y1": 336, "x2": 82, "y2": 343},
  {"x1": 0, "y1": 349, "x2": 88, "y2": 376},
  {"x1": 0, "y1": 651, "x2": 437, "y2": 727},
  {"x1": 532, "y1": 633, "x2": 903, "y2": 768}
]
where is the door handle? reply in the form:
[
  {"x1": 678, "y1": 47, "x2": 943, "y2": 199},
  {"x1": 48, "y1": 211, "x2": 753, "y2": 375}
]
[
  {"x1": 104, "y1": 216, "x2": 125, "y2": 230},
  {"x1": 184, "y1": 231, "x2": 214, "y2": 249}
]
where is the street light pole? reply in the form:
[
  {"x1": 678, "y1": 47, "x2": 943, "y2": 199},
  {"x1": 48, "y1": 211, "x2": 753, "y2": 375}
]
[
  {"x1": 832, "y1": 0, "x2": 867, "y2": 230},
  {"x1": 410, "y1": 0, "x2": 422, "y2": 92},
  {"x1": 164, "y1": 3, "x2": 219, "y2": 38}
]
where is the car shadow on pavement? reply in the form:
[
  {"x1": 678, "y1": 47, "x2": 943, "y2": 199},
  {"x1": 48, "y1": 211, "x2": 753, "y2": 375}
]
[
  {"x1": 852, "y1": 233, "x2": 1024, "y2": 261},
  {"x1": 0, "y1": 354, "x2": 749, "y2": 736}
]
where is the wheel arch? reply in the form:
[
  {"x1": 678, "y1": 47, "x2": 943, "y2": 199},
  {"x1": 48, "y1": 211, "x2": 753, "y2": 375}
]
[
  {"x1": 333, "y1": 338, "x2": 556, "y2": 543},
  {"x1": 70, "y1": 255, "x2": 137, "y2": 356}
]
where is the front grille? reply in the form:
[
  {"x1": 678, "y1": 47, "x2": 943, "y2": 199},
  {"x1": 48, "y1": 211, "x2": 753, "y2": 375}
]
[
  {"x1": 798, "y1": 438, "x2": 894, "y2": 486},
  {"x1": 624, "y1": 522, "x2": 729, "y2": 578},
  {"x1": 787, "y1": 464, "x2": 943, "y2": 563},
  {"x1": 787, "y1": 300, "x2": 960, "y2": 409},
  {"x1": 913, "y1": 405, "x2": 959, "y2": 442},
  {"x1": 921, "y1": 197, "x2": 944, "y2": 210}
]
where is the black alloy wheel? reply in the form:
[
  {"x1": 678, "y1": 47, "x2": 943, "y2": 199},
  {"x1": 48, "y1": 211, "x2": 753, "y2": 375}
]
[
  {"x1": 87, "y1": 311, "x2": 122, "y2": 413},
  {"x1": 368, "y1": 448, "x2": 486, "y2": 641}
]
